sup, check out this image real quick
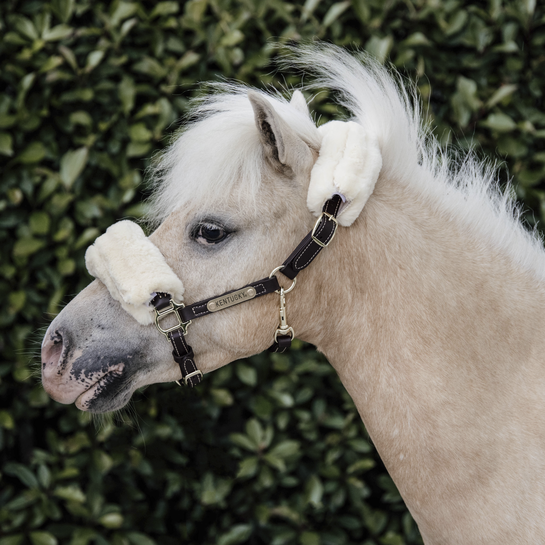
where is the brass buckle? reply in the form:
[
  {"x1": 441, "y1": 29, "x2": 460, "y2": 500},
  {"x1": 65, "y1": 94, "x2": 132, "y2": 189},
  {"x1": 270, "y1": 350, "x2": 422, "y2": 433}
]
[
  {"x1": 311, "y1": 212, "x2": 338, "y2": 248},
  {"x1": 183, "y1": 369, "x2": 203, "y2": 386},
  {"x1": 154, "y1": 300, "x2": 191, "y2": 337}
]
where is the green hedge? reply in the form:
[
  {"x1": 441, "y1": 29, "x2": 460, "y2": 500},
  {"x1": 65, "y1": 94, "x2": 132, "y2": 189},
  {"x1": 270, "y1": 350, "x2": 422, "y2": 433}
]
[{"x1": 1, "y1": 1, "x2": 544, "y2": 544}]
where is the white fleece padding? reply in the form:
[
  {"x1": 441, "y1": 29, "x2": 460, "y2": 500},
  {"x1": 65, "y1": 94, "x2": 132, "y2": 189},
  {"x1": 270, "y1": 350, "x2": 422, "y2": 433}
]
[
  {"x1": 308, "y1": 120, "x2": 382, "y2": 227},
  {"x1": 85, "y1": 220, "x2": 184, "y2": 325}
]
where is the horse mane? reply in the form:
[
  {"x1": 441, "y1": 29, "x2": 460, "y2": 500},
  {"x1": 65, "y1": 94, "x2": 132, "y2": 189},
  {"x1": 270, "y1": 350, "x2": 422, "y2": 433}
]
[
  {"x1": 145, "y1": 83, "x2": 320, "y2": 228},
  {"x1": 146, "y1": 43, "x2": 545, "y2": 280}
]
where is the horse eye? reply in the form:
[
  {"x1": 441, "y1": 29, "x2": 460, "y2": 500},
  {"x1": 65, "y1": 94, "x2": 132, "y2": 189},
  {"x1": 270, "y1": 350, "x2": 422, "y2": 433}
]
[{"x1": 194, "y1": 223, "x2": 229, "y2": 245}]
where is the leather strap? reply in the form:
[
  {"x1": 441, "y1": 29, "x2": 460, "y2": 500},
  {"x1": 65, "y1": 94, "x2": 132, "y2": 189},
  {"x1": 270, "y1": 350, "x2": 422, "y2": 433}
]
[
  {"x1": 181, "y1": 276, "x2": 280, "y2": 321},
  {"x1": 268, "y1": 334, "x2": 292, "y2": 354},
  {"x1": 169, "y1": 329, "x2": 202, "y2": 387},
  {"x1": 280, "y1": 195, "x2": 342, "y2": 280}
]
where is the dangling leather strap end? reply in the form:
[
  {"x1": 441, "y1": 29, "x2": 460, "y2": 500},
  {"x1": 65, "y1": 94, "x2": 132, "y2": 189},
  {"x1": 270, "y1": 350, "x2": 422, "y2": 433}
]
[{"x1": 268, "y1": 335, "x2": 292, "y2": 354}]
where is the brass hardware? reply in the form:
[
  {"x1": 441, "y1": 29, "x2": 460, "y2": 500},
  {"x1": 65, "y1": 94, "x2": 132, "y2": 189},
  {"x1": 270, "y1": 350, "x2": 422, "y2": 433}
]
[
  {"x1": 311, "y1": 212, "x2": 338, "y2": 248},
  {"x1": 183, "y1": 369, "x2": 203, "y2": 386},
  {"x1": 154, "y1": 300, "x2": 191, "y2": 337},
  {"x1": 269, "y1": 265, "x2": 296, "y2": 294},
  {"x1": 206, "y1": 286, "x2": 257, "y2": 313},
  {"x1": 272, "y1": 288, "x2": 295, "y2": 343}
]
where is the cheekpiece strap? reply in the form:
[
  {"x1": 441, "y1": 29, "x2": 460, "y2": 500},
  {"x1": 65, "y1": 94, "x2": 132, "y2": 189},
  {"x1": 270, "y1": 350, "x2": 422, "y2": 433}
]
[
  {"x1": 280, "y1": 195, "x2": 342, "y2": 280},
  {"x1": 150, "y1": 293, "x2": 202, "y2": 387}
]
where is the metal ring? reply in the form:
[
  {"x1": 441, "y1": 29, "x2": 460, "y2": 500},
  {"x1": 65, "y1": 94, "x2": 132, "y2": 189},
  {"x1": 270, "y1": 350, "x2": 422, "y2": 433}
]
[{"x1": 269, "y1": 265, "x2": 296, "y2": 293}]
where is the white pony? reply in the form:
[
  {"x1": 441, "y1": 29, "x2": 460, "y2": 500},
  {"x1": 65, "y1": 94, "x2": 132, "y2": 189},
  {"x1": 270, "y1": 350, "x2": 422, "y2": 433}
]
[{"x1": 41, "y1": 44, "x2": 545, "y2": 544}]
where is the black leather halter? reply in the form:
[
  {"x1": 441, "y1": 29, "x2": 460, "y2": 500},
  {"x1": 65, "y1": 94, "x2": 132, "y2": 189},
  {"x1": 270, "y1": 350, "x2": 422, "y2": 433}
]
[{"x1": 150, "y1": 195, "x2": 342, "y2": 387}]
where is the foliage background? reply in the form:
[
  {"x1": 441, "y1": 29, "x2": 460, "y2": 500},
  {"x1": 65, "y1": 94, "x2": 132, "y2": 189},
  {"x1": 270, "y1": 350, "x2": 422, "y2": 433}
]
[{"x1": 1, "y1": 0, "x2": 544, "y2": 544}]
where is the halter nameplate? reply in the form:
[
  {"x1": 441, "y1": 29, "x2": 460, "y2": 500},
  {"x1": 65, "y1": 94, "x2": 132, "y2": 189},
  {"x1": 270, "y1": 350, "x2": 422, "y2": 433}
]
[{"x1": 207, "y1": 287, "x2": 257, "y2": 312}]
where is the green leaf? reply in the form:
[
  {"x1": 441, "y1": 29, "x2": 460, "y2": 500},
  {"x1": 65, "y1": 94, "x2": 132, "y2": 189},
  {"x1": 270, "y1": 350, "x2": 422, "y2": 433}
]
[
  {"x1": 13, "y1": 15, "x2": 38, "y2": 41},
  {"x1": 4, "y1": 463, "x2": 39, "y2": 489},
  {"x1": 85, "y1": 50, "x2": 106, "y2": 72},
  {"x1": 13, "y1": 238, "x2": 45, "y2": 258},
  {"x1": 133, "y1": 57, "x2": 167, "y2": 79},
  {"x1": 301, "y1": 0, "x2": 322, "y2": 23},
  {"x1": 246, "y1": 418, "x2": 263, "y2": 447},
  {"x1": 0, "y1": 132, "x2": 13, "y2": 156},
  {"x1": 126, "y1": 532, "x2": 156, "y2": 545},
  {"x1": 0, "y1": 410, "x2": 15, "y2": 429},
  {"x1": 9, "y1": 291, "x2": 26, "y2": 314},
  {"x1": 17, "y1": 142, "x2": 46, "y2": 163},
  {"x1": 53, "y1": 484, "x2": 86, "y2": 503},
  {"x1": 236, "y1": 457, "x2": 259, "y2": 479},
  {"x1": 99, "y1": 512, "x2": 124, "y2": 529},
  {"x1": 29, "y1": 532, "x2": 57, "y2": 545},
  {"x1": 51, "y1": 0, "x2": 75, "y2": 23},
  {"x1": 483, "y1": 113, "x2": 517, "y2": 132},
  {"x1": 365, "y1": 35, "x2": 393, "y2": 63},
  {"x1": 0, "y1": 536, "x2": 24, "y2": 545},
  {"x1": 184, "y1": 0, "x2": 208, "y2": 22},
  {"x1": 210, "y1": 388, "x2": 234, "y2": 406},
  {"x1": 30, "y1": 212, "x2": 50, "y2": 234},
  {"x1": 43, "y1": 24, "x2": 73, "y2": 41},
  {"x1": 230, "y1": 433, "x2": 258, "y2": 452},
  {"x1": 268, "y1": 440, "x2": 300, "y2": 459},
  {"x1": 300, "y1": 532, "x2": 320, "y2": 545},
  {"x1": 347, "y1": 458, "x2": 375, "y2": 474},
  {"x1": 221, "y1": 30, "x2": 244, "y2": 47},
  {"x1": 60, "y1": 147, "x2": 88, "y2": 188},
  {"x1": 217, "y1": 524, "x2": 252, "y2": 545},
  {"x1": 150, "y1": 2, "x2": 180, "y2": 18},
  {"x1": 486, "y1": 84, "x2": 517, "y2": 109},
  {"x1": 119, "y1": 75, "x2": 136, "y2": 115},
  {"x1": 322, "y1": 1, "x2": 350, "y2": 27},
  {"x1": 236, "y1": 362, "x2": 257, "y2": 386},
  {"x1": 305, "y1": 475, "x2": 323, "y2": 507},
  {"x1": 129, "y1": 123, "x2": 153, "y2": 142}
]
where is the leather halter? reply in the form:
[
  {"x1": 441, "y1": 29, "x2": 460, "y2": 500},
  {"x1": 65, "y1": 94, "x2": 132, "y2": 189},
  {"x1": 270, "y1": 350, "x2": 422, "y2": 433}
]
[{"x1": 150, "y1": 195, "x2": 342, "y2": 387}]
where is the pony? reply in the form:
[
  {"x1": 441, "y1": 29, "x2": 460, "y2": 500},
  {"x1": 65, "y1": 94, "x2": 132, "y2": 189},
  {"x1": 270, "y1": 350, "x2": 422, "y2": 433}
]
[{"x1": 41, "y1": 44, "x2": 545, "y2": 544}]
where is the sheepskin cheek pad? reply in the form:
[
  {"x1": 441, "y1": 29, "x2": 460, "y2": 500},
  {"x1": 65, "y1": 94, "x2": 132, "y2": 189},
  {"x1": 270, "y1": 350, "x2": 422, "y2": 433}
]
[
  {"x1": 85, "y1": 220, "x2": 184, "y2": 325},
  {"x1": 307, "y1": 120, "x2": 382, "y2": 227}
]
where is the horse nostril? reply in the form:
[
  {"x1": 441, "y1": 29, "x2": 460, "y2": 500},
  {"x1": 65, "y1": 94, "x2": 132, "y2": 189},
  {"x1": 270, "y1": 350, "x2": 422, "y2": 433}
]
[{"x1": 42, "y1": 330, "x2": 64, "y2": 370}]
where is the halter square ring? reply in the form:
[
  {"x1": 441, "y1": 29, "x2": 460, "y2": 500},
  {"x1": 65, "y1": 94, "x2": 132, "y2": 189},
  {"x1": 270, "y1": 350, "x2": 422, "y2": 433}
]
[{"x1": 154, "y1": 300, "x2": 191, "y2": 337}]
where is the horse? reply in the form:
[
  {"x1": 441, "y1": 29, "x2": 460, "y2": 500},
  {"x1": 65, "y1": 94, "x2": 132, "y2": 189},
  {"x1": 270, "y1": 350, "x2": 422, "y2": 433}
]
[{"x1": 40, "y1": 43, "x2": 545, "y2": 544}]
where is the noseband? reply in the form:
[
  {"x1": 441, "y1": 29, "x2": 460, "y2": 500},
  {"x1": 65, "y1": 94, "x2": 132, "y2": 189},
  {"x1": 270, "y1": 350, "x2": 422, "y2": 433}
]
[{"x1": 150, "y1": 195, "x2": 342, "y2": 387}]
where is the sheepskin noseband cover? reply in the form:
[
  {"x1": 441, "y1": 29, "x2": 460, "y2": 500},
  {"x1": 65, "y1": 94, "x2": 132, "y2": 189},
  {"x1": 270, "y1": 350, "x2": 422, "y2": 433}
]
[
  {"x1": 85, "y1": 221, "x2": 184, "y2": 325},
  {"x1": 308, "y1": 120, "x2": 382, "y2": 227}
]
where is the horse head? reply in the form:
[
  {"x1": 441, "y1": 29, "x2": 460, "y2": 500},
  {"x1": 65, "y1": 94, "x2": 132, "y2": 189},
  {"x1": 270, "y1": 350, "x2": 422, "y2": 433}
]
[{"x1": 41, "y1": 86, "x2": 349, "y2": 413}]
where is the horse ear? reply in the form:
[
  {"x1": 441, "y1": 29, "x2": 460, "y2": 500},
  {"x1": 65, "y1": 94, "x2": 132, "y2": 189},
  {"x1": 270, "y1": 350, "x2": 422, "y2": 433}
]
[
  {"x1": 248, "y1": 90, "x2": 313, "y2": 175},
  {"x1": 290, "y1": 90, "x2": 310, "y2": 117}
]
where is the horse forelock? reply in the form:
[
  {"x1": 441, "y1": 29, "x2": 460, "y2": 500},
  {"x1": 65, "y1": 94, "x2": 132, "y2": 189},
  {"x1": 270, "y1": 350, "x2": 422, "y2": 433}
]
[{"x1": 144, "y1": 84, "x2": 320, "y2": 228}]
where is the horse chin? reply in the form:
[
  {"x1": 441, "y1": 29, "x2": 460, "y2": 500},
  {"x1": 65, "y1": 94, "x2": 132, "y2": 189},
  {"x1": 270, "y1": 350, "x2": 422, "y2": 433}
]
[{"x1": 73, "y1": 364, "x2": 133, "y2": 413}]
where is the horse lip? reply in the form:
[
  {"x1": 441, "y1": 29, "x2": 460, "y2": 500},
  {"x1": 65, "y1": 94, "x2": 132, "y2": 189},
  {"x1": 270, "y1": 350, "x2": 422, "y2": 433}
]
[{"x1": 74, "y1": 363, "x2": 126, "y2": 411}]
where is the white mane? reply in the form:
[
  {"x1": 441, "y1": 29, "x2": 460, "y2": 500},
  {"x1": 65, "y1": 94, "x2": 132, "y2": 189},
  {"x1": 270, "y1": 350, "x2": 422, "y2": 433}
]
[
  {"x1": 145, "y1": 84, "x2": 320, "y2": 226},
  {"x1": 147, "y1": 43, "x2": 545, "y2": 279}
]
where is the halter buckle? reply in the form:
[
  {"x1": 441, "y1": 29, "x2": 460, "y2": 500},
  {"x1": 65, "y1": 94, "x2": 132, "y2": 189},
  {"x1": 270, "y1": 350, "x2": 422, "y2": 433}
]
[
  {"x1": 183, "y1": 369, "x2": 203, "y2": 386},
  {"x1": 154, "y1": 300, "x2": 191, "y2": 337},
  {"x1": 311, "y1": 212, "x2": 338, "y2": 248}
]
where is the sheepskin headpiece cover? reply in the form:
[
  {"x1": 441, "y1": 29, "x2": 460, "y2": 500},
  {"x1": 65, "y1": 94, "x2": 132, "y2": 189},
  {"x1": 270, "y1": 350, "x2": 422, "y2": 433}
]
[{"x1": 85, "y1": 120, "x2": 381, "y2": 325}]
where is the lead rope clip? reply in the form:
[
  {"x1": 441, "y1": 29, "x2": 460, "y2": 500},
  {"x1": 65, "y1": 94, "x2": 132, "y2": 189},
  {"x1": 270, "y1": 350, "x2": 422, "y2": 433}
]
[{"x1": 274, "y1": 287, "x2": 294, "y2": 343}]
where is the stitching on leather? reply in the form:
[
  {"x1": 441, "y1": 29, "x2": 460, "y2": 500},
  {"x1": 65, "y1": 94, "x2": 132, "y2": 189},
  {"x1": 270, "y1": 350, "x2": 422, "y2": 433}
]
[
  {"x1": 294, "y1": 218, "x2": 329, "y2": 270},
  {"x1": 193, "y1": 282, "x2": 268, "y2": 318}
]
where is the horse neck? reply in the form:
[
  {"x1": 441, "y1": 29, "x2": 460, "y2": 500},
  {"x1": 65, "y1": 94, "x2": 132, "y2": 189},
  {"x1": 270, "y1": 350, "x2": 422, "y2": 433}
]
[{"x1": 291, "y1": 174, "x2": 545, "y2": 541}]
